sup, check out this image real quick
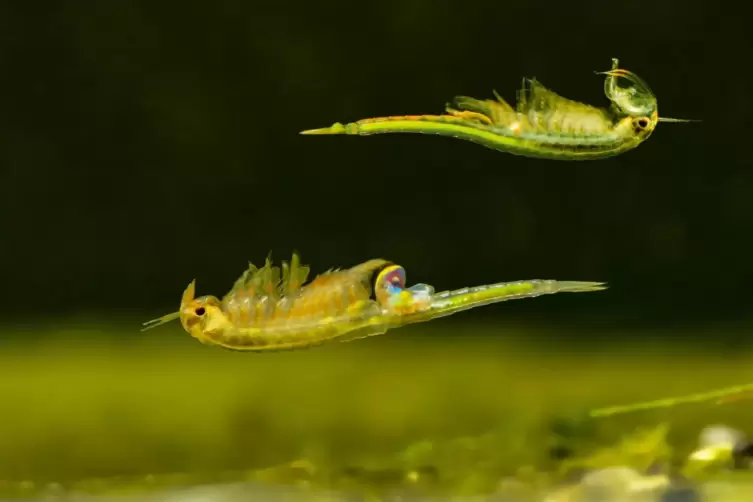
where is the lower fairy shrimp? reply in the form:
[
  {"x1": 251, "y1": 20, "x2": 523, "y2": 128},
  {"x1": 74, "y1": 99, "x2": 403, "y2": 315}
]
[{"x1": 142, "y1": 253, "x2": 606, "y2": 352}]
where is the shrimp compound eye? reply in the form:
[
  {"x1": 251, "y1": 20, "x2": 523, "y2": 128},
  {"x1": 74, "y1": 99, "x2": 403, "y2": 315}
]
[
  {"x1": 632, "y1": 116, "x2": 651, "y2": 134},
  {"x1": 195, "y1": 307, "x2": 206, "y2": 316}
]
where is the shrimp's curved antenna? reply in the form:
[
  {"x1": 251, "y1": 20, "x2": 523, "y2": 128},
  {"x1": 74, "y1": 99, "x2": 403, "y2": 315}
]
[
  {"x1": 597, "y1": 58, "x2": 699, "y2": 123},
  {"x1": 141, "y1": 280, "x2": 196, "y2": 332},
  {"x1": 141, "y1": 312, "x2": 180, "y2": 332}
]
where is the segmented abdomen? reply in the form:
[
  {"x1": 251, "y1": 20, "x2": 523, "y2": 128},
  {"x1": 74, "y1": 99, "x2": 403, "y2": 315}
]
[
  {"x1": 221, "y1": 259, "x2": 389, "y2": 332},
  {"x1": 522, "y1": 80, "x2": 615, "y2": 136}
]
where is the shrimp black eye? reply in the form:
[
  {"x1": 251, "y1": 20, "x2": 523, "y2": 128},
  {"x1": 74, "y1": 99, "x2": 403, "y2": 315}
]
[
  {"x1": 195, "y1": 307, "x2": 206, "y2": 316},
  {"x1": 632, "y1": 117, "x2": 651, "y2": 134}
]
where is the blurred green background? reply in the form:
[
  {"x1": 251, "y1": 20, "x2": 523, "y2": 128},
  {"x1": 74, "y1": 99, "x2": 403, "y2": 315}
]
[
  {"x1": 0, "y1": 0, "x2": 749, "y2": 497},
  {"x1": 3, "y1": 323, "x2": 753, "y2": 488}
]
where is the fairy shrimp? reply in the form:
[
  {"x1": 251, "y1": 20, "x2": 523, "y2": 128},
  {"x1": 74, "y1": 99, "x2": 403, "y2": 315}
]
[
  {"x1": 300, "y1": 58, "x2": 696, "y2": 160},
  {"x1": 142, "y1": 253, "x2": 607, "y2": 352}
]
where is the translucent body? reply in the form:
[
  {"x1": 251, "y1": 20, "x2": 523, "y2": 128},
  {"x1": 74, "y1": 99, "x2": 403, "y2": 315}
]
[
  {"x1": 143, "y1": 254, "x2": 606, "y2": 352},
  {"x1": 301, "y1": 58, "x2": 694, "y2": 160}
]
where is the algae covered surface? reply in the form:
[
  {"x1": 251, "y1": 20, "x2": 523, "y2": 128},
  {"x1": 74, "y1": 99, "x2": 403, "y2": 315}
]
[{"x1": 2, "y1": 320, "x2": 753, "y2": 501}]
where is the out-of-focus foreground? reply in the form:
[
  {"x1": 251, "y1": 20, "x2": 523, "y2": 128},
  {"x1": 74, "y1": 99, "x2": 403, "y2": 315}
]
[{"x1": 2, "y1": 321, "x2": 753, "y2": 501}]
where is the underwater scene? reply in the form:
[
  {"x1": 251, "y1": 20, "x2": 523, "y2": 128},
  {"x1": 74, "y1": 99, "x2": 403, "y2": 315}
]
[{"x1": 1, "y1": 1, "x2": 747, "y2": 501}]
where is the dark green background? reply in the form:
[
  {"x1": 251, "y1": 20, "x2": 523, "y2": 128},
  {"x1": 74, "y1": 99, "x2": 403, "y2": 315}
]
[{"x1": 0, "y1": 2, "x2": 743, "y2": 329}]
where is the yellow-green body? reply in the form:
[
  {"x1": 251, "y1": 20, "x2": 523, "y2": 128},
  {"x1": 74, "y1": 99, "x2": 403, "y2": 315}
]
[
  {"x1": 301, "y1": 59, "x2": 693, "y2": 160},
  {"x1": 142, "y1": 253, "x2": 606, "y2": 352}
]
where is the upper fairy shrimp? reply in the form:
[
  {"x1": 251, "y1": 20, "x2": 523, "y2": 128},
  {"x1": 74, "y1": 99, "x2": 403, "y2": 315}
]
[{"x1": 300, "y1": 58, "x2": 697, "y2": 160}]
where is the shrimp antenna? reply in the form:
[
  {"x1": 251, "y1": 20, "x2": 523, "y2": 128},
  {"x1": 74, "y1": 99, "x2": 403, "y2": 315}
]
[
  {"x1": 141, "y1": 311, "x2": 181, "y2": 332},
  {"x1": 140, "y1": 280, "x2": 197, "y2": 332},
  {"x1": 658, "y1": 116, "x2": 701, "y2": 123}
]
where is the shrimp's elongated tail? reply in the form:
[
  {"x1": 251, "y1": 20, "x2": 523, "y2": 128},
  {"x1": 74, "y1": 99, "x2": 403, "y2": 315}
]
[
  {"x1": 300, "y1": 121, "x2": 353, "y2": 135},
  {"x1": 298, "y1": 111, "x2": 494, "y2": 137},
  {"x1": 299, "y1": 90, "x2": 511, "y2": 138},
  {"x1": 299, "y1": 113, "x2": 537, "y2": 156},
  {"x1": 403, "y1": 279, "x2": 606, "y2": 324}
]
